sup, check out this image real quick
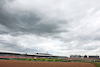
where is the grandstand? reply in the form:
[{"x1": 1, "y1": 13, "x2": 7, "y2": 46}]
[{"x1": 0, "y1": 51, "x2": 67, "y2": 59}]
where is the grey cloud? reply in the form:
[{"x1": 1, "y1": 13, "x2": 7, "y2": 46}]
[
  {"x1": 0, "y1": 41, "x2": 44, "y2": 53},
  {"x1": 0, "y1": 0, "x2": 67, "y2": 36},
  {"x1": 0, "y1": 0, "x2": 100, "y2": 56},
  {"x1": 0, "y1": 0, "x2": 5, "y2": 6},
  {"x1": 0, "y1": 10, "x2": 60, "y2": 35},
  {"x1": 83, "y1": 47, "x2": 99, "y2": 50},
  {"x1": 0, "y1": 0, "x2": 69, "y2": 36},
  {"x1": 0, "y1": 41, "x2": 19, "y2": 51}
]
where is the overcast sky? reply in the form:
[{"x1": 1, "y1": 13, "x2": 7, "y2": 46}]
[{"x1": 0, "y1": 0, "x2": 100, "y2": 57}]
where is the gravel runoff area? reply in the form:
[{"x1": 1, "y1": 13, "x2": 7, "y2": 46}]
[{"x1": 0, "y1": 60, "x2": 95, "y2": 67}]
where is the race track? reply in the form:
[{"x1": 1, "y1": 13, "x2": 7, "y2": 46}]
[{"x1": 0, "y1": 60, "x2": 95, "y2": 67}]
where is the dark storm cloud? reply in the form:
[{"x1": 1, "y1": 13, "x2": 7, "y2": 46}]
[
  {"x1": 0, "y1": 12, "x2": 59, "y2": 35},
  {"x1": 0, "y1": 1, "x2": 60, "y2": 36}
]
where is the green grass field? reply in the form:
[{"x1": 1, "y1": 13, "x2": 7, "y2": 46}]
[{"x1": 91, "y1": 62, "x2": 100, "y2": 67}]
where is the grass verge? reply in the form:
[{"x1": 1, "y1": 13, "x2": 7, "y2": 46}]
[{"x1": 91, "y1": 62, "x2": 100, "y2": 67}]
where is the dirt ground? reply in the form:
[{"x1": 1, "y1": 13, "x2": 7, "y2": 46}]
[{"x1": 0, "y1": 60, "x2": 95, "y2": 67}]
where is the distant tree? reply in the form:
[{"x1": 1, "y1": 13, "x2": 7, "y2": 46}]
[
  {"x1": 84, "y1": 55, "x2": 87, "y2": 58},
  {"x1": 36, "y1": 53, "x2": 38, "y2": 54}
]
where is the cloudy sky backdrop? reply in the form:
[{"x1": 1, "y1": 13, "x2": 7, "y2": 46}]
[{"x1": 0, "y1": 0, "x2": 100, "y2": 56}]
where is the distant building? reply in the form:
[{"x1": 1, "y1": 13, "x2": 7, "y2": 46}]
[
  {"x1": 89, "y1": 56, "x2": 99, "y2": 59},
  {"x1": 70, "y1": 55, "x2": 82, "y2": 58}
]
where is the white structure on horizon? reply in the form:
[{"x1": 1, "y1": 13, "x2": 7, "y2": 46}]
[{"x1": 35, "y1": 53, "x2": 52, "y2": 56}]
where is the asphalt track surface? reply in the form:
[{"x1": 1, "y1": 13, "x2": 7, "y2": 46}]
[{"x1": 0, "y1": 60, "x2": 95, "y2": 67}]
